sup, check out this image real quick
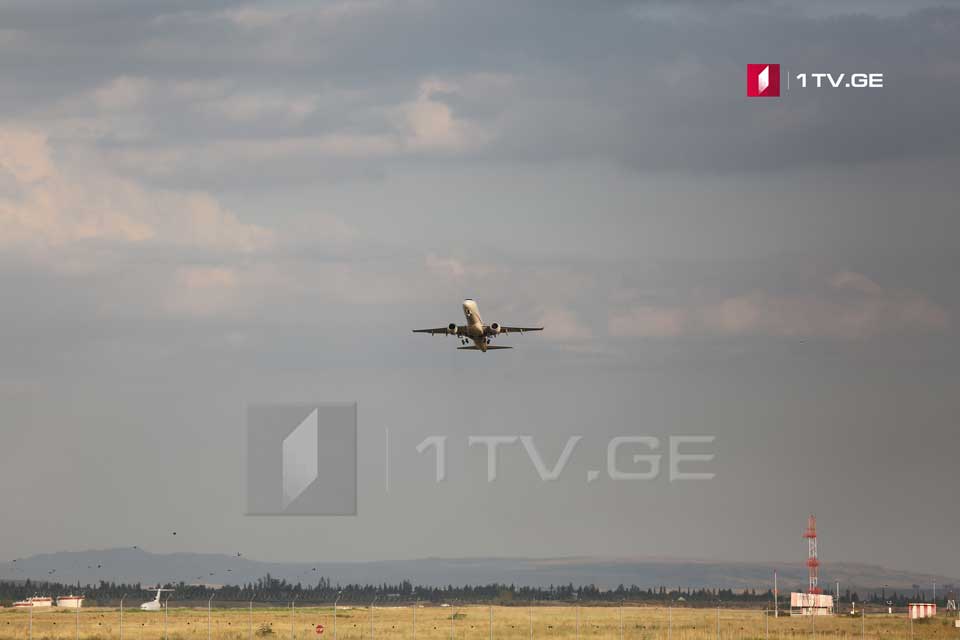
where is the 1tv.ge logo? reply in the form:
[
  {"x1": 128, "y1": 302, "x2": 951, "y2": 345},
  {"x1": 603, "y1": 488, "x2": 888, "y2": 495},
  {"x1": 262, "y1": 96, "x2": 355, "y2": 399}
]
[
  {"x1": 747, "y1": 64, "x2": 885, "y2": 97},
  {"x1": 747, "y1": 64, "x2": 780, "y2": 97}
]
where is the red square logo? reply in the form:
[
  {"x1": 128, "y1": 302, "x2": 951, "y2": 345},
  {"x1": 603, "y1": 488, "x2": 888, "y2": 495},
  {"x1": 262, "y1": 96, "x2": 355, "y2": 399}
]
[{"x1": 747, "y1": 64, "x2": 780, "y2": 97}]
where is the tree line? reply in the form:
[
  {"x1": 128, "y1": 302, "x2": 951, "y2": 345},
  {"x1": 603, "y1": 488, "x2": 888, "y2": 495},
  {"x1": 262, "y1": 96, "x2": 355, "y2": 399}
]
[{"x1": 0, "y1": 577, "x2": 926, "y2": 608}]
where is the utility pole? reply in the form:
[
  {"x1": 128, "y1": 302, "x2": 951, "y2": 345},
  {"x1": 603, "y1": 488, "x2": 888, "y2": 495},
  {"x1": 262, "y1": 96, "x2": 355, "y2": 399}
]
[
  {"x1": 774, "y1": 571, "x2": 779, "y2": 618},
  {"x1": 75, "y1": 595, "x2": 80, "y2": 640},
  {"x1": 370, "y1": 595, "x2": 378, "y2": 640},
  {"x1": 413, "y1": 598, "x2": 417, "y2": 640}
]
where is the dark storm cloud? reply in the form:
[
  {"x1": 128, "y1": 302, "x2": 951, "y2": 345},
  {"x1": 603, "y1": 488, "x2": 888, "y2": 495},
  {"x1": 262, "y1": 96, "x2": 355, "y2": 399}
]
[{"x1": 2, "y1": 1, "x2": 958, "y2": 180}]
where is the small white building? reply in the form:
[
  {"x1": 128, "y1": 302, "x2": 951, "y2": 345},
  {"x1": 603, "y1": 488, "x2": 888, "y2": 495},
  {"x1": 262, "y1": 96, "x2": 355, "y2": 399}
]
[
  {"x1": 57, "y1": 596, "x2": 84, "y2": 609},
  {"x1": 908, "y1": 603, "x2": 936, "y2": 619},
  {"x1": 13, "y1": 597, "x2": 54, "y2": 608},
  {"x1": 790, "y1": 592, "x2": 834, "y2": 616}
]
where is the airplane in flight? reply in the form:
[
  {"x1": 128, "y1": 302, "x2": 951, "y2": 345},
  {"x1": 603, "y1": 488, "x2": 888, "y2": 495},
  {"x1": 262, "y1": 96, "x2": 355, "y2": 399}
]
[
  {"x1": 413, "y1": 299, "x2": 543, "y2": 352},
  {"x1": 140, "y1": 588, "x2": 174, "y2": 611}
]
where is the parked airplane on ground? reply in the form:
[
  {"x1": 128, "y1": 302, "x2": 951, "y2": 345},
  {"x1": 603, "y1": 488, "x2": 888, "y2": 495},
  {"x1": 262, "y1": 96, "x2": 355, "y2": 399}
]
[
  {"x1": 140, "y1": 588, "x2": 174, "y2": 611},
  {"x1": 413, "y1": 299, "x2": 543, "y2": 352}
]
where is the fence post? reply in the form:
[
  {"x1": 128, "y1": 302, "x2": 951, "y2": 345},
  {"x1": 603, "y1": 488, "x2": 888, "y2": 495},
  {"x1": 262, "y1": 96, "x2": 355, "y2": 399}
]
[
  {"x1": 208, "y1": 593, "x2": 216, "y2": 640},
  {"x1": 120, "y1": 594, "x2": 126, "y2": 640},
  {"x1": 334, "y1": 591, "x2": 342, "y2": 640},
  {"x1": 292, "y1": 595, "x2": 300, "y2": 640},
  {"x1": 250, "y1": 594, "x2": 256, "y2": 640},
  {"x1": 163, "y1": 596, "x2": 170, "y2": 640},
  {"x1": 620, "y1": 601, "x2": 624, "y2": 640}
]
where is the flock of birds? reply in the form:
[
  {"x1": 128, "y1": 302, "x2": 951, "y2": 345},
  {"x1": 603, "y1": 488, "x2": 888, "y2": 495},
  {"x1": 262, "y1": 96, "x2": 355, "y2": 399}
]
[
  {"x1": 4, "y1": 532, "x2": 263, "y2": 587},
  {"x1": 4, "y1": 532, "x2": 333, "y2": 589}
]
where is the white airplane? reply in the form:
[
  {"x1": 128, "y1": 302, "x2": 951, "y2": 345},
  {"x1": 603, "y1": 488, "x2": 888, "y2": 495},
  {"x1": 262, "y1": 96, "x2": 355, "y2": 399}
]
[
  {"x1": 140, "y1": 588, "x2": 174, "y2": 611},
  {"x1": 413, "y1": 299, "x2": 543, "y2": 352}
]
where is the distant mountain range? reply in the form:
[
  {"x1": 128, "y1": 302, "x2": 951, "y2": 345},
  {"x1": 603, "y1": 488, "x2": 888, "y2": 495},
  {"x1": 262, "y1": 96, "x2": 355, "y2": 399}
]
[{"x1": 2, "y1": 549, "x2": 955, "y2": 594}]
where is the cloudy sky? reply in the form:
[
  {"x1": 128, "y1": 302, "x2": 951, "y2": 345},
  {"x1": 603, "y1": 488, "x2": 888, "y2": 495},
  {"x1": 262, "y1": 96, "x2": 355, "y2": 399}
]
[{"x1": 1, "y1": 1, "x2": 959, "y2": 583}]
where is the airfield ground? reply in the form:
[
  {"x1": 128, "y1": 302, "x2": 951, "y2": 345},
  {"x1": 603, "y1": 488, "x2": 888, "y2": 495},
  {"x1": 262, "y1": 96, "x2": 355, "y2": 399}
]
[{"x1": 1, "y1": 604, "x2": 957, "y2": 639}]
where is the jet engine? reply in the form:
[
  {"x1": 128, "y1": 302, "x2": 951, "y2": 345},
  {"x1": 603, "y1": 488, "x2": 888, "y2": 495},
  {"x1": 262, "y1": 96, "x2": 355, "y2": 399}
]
[
  {"x1": 488, "y1": 322, "x2": 501, "y2": 335},
  {"x1": 447, "y1": 323, "x2": 458, "y2": 335}
]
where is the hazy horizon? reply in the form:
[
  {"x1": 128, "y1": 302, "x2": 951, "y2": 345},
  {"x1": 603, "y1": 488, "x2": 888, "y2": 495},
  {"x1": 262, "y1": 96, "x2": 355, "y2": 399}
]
[{"x1": 6, "y1": 547, "x2": 957, "y2": 593}]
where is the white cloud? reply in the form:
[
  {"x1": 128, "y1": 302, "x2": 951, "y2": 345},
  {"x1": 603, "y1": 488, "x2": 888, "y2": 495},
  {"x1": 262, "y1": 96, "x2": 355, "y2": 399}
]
[
  {"x1": 396, "y1": 78, "x2": 492, "y2": 153},
  {"x1": 92, "y1": 76, "x2": 152, "y2": 111},
  {"x1": 0, "y1": 129, "x2": 54, "y2": 183},
  {"x1": 610, "y1": 273, "x2": 950, "y2": 339},
  {"x1": 829, "y1": 270, "x2": 884, "y2": 295},
  {"x1": 536, "y1": 308, "x2": 592, "y2": 341},
  {"x1": 197, "y1": 91, "x2": 317, "y2": 124},
  {"x1": 164, "y1": 266, "x2": 245, "y2": 317},
  {"x1": 609, "y1": 306, "x2": 687, "y2": 338},
  {"x1": 220, "y1": 1, "x2": 393, "y2": 31},
  {"x1": 425, "y1": 253, "x2": 500, "y2": 279},
  {"x1": 0, "y1": 126, "x2": 273, "y2": 253},
  {"x1": 426, "y1": 253, "x2": 466, "y2": 278}
]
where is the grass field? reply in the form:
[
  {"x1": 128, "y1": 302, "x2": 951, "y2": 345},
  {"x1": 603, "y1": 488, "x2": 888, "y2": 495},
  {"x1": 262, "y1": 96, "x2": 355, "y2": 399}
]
[{"x1": 1, "y1": 604, "x2": 957, "y2": 640}]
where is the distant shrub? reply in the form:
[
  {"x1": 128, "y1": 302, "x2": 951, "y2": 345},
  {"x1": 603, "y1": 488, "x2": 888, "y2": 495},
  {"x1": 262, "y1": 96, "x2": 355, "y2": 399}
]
[{"x1": 256, "y1": 622, "x2": 275, "y2": 636}]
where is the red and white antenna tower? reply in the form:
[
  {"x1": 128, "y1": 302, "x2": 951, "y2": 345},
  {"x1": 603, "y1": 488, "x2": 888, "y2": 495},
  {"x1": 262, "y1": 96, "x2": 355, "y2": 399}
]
[{"x1": 802, "y1": 514, "x2": 821, "y2": 594}]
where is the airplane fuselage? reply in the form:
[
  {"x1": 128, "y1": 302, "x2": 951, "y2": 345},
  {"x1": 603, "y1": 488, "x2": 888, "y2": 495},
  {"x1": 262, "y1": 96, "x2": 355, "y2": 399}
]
[{"x1": 461, "y1": 299, "x2": 492, "y2": 351}]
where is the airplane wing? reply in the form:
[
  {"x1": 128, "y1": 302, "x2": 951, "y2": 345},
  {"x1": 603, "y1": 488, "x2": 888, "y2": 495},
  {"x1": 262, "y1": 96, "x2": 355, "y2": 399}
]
[
  {"x1": 497, "y1": 326, "x2": 544, "y2": 334},
  {"x1": 412, "y1": 326, "x2": 463, "y2": 335}
]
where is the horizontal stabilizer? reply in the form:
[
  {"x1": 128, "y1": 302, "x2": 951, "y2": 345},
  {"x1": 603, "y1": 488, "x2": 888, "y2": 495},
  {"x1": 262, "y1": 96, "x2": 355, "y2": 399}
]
[{"x1": 457, "y1": 345, "x2": 513, "y2": 350}]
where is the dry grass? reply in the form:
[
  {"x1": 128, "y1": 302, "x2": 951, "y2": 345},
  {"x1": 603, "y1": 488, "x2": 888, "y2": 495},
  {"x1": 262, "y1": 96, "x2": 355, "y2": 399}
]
[{"x1": 1, "y1": 604, "x2": 955, "y2": 640}]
